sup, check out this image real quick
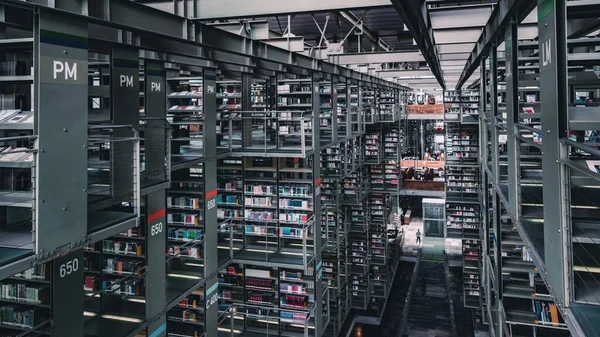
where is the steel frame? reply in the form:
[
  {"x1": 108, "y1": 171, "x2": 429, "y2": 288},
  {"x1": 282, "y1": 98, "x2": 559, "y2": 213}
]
[{"x1": 474, "y1": 1, "x2": 599, "y2": 336}]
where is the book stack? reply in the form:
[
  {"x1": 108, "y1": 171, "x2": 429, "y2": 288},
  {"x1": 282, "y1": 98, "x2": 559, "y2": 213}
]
[
  {"x1": 168, "y1": 213, "x2": 201, "y2": 225},
  {"x1": 0, "y1": 283, "x2": 48, "y2": 304},
  {"x1": 168, "y1": 196, "x2": 201, "y2": 209},
  {"x1": 104, "y1": 258, "x2": 142, "y2": 274},
  {"x1": 102, "y1": 240, "x2": 144, "y2": 256},
  {"x1": 0, "y1": 306, "x2": 40, "y2": 328},
  {"x1": 84, "y1": 276, "x2": 98, "y2": 292}
]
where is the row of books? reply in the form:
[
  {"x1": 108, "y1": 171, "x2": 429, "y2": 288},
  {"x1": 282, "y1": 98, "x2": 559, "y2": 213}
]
[
  {"x1": 102, "y1": 240, "x2": 144, "y2": 256},
  {"x1": 217, "y1": 195, "x2": 239, "y2": 205},
  {"x1": 104, "y1": 258, "x2": 143, "y2": 274},
  {"x1": 168, "y1": 196, "x2": 201, "y2": 210},
  {"x1": 168, "y1": 213, "x2": 202, "y2": 225},
  {"x1": 13, "y1": 266, "x2": 47, "y2": 280},
  {"x1": 0, "y1": 306, "x2": 41, "y2": 329},
  {"x1": 279, "y1": 199, "x2": 311, "y2": 209},
  {"x1": 220, "y1": 181, "x2": 241, "y2": 191},
  {"x1": 168, "y1": 245, "x2": 202, "y2": 259},
  {"x1": 245, "y1": 184, "x2": 276, "y2": 195},
  {"x1": 168, "y1": 228, "x2": 203, "y2": 242},
  {"x1": 0, "y1": 284, "x2": 48, "y2": 304},
  {"x1": 103, "y1": 279, "x2": 143, "y2": 296},
  {"x1": 280, "y1": 295, "x2": 308, "y2": 309},
  {"x1": 246, "y1": 197, "x2": 277, "y2": 209}
]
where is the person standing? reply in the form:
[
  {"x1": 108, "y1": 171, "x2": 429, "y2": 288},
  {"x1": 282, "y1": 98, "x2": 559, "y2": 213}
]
[
  {"x1": 420, "y1": 277, "x2": 427, "y2": 296},
  {"x1": 416, "y1": 229, "x2": 421, "y2": 245}
]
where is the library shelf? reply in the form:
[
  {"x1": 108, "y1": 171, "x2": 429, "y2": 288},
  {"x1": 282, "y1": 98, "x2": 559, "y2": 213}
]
[
  {"x1": 0, "y1": 264, "x2": 51, "y2": 336},
  {"x1": 0, "y1": 28, "x2": 36, "y2": 272}
]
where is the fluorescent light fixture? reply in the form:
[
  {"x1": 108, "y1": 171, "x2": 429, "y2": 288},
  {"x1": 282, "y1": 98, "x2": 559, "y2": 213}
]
[
  {"x1": 83, "y1": 311, "x2": 97, "y2": 317},
  {"x1": 168, "y1": 273, "x2": 201, "y2": 280},
  {"x1": 218, "y1": 328, "x2": 243, "y2": 333},
  {"x1": 256, "y1": 319, "x2": 279, "y2": 324},
  {"x1": 218, "y1": 246, "x2": 241, "y2": 250},
  {"x1": 246, "y1": 248, "x2": 276, "y2": 253},
  {"x1": 281, "y1": 251, "x2": 304, "y2": 256},
  {"x1": 127, "y1": 298, "x2": 146, "y2": 304},
  {"x1": 101, "y1": 314, "x2": 142, "y2": 323},
  {"x1": 184, "y1": 262, "x2": 205, "y2": 267}
]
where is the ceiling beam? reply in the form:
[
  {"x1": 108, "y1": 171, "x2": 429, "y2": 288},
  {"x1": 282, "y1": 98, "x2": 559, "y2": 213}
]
[
  {"x1": 337, "y1": 11, "x2": 391, "y2": 52},
  {"x1": 191, "y1": 0, "x2": 392, "y2": 20},
  {"x1": 329, "y1": 51, "x2": 425, "y2": 65},
  {"x1": 390, "y1": 0, "x2": 445, "y2": 89},
  {"x1": 429, "y1": 5, "x2": 493, "y2": 29},
  {"x1": 378, "y1": 69, "x2": 434, "y2": 78},
  {"x1": 456, "y1": 0, "x2": 537, "y2": 89}
]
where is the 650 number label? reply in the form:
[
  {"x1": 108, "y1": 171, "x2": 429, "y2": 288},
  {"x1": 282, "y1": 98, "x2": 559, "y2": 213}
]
[
  {"x1": 59, "y1": 258, "x2": 79, "y2": 278},
  {"x1": 207, "y1": 199, "x2": 216, "y2": 210},
  {"x1": 151, "y1": 222, "x2": 163, "y2": 236}
]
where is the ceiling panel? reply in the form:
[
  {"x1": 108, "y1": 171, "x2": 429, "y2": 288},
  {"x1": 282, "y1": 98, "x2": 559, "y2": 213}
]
[
  {"x1": 434, "y1": 27, "x2": 482, "y2": 44},
  {"x1": 430, "y1": 5, "x2": 493, "y2": 29},
  {"x1": 438, "y1": 43, "x2": 475, "y2": 54}
]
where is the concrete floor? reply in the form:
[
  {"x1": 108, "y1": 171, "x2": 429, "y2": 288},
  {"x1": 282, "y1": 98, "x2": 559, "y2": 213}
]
[{"x1": 401, "y1": 218, "x2": 463, "y2": 261}]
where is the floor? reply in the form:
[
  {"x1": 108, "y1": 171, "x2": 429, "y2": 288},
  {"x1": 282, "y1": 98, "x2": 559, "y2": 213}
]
[{"x1": 401, "y1": 218, "x2": 461, "y2": 261}]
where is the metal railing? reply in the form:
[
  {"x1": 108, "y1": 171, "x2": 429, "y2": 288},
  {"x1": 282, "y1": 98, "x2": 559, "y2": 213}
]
[
  {"x1": 220, "y1": 215, "x2": 316, "y2": 271},
  {"x1": 88, "y1": 125, "x2": 141, "y2": 217},
  {"x1": 218, "y1": 303, "x2": 312, "y2": 337},
  {"x1": 0, "y1": 135, "x2": 37, "y2": 257},
  {"x1": 229, "y1": 111, "x2": 314, "y2": 157}
]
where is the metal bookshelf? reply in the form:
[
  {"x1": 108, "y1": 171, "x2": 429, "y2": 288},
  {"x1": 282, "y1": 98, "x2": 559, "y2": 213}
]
[
  {"x1": 0, "y1": 2, "x2": 410, "y2": 337},
  {"x1": 456, "y1": 1, "x2": 600, "y2": 336}
]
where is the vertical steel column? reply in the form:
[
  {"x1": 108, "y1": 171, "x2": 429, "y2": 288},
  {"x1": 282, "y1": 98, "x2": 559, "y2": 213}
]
[
  {"x1": 479, "y1": 55, "x2": 490, "y2": 319},
  {"x1": 144, "y1": 61, "x2": 167, "y2": 181},
  {"x1": 241, "y1": 73, "x2": 253, "y2": 148},
  {"x1": 51, "y1": 250, "x2": 84, "y2": 336},
  {"x1": 111, "y1": 45, "x2": 139, "y2": 202},
  {"x1": 492, "y1": 191, "x2": 503, "y2": 337},
  {"x1": 34, "y1": 10, "x2": 88, "y2": 256},
  {"x1": 345, "y1": 78, "x2": 352, "y2": 140},
  {"x1": 480, "y1": 57, "x2": 488, "y2": 167},
  {"x1": 202, "y1": 68, "x2": 219, "y2": 337},
  {"x1": 505, "y1": 18, "x2": 521, "y2": 215},
  {"x1": 331, "y1": 75, "x2": 338, "y2": 145},
  {"x1": 144, "y1": 60, "x2": 168, "y2": 337},
  {"x1": 490, "y1": 44, "x2": 499, "y2": 186},
  {"x1": 146, "y1": 192, "x2": 167, "y2": 336},
  {"x1": 311, "y1": 71, "x2": 323, "y2": 335},
  {"x1": 538, "y1": 0, "x2": 569, "y2": 307}
]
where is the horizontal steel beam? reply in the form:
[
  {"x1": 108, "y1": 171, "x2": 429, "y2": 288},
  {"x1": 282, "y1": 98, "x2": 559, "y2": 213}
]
[
  {"x1": 456, "y1": 0, "x2": 537, "y2": 88},
  {"x1": 3, "y1": 0, "x2": 407, "y2": 90},
  {"x1": 438, "y1": 43, "x2": 475, "y2": 54},
  {"x1": 338, "y1": 11, "x2": 391, "y2": 52},
  {"x1": 391, "y1": 0, "x2": 445, "y2": 89},
  {"x1": 434, "y1": 27, "x2": 482, "y2": 44},
  {"x1": 377, "y1": 69, "x2": 434, "y2": 78},
  {"x1": 329, "y1": 51, "x2": 425, "y2": 65},
  {"x1": 193, "y1": 0, "x2": 392, "y2": 20},
  {"x1": 430, "y1": 5, "x2": 493, "y2": 29}
]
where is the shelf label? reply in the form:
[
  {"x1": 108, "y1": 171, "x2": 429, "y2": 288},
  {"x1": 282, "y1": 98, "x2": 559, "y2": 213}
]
[
  {"x1": 148, "y1": 208, "x2": 165, "y2": 237},
  {"x1": 150, "y1": 81, "x2": 162, "y2": 92},
  {"x1": 53, "y1": 61, "x2": 77, "y2": 80},
  {"x1": 59, "y1": 258, "x2": 79, "y2": 278},
  {"x1": 206, "y1": 189, "x2": 217, "y2": 210},
  {"x1": 314, "y1": 178, "x2": 321, "y2": 196},
  {"x1": 206, "y1": 85, "x2": 215, "y2": 94},
  {"x1": 541, "y1": 38, "x2": 552, "y2": 67},
  {"x1": 41, "y1": 56, "x2": 87, "y2": 85},
  {"x1": 206, "y1": 282, "x2": 219, "y2": 309}
]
